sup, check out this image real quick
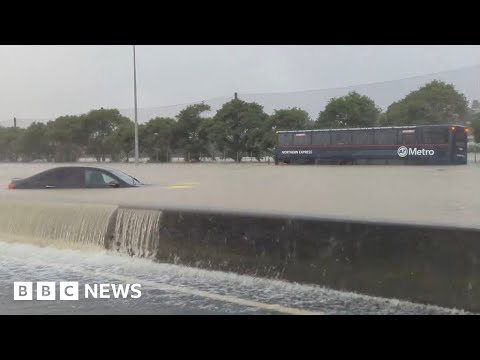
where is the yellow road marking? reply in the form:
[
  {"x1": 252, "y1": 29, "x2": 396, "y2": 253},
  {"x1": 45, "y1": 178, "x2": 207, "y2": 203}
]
[{"x1": 165, "y1": 182, "x2": 199, "y2": 189}]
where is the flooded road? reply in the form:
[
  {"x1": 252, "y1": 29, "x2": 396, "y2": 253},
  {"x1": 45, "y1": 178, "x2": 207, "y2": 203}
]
[
  {"x1": 1, "y1": 162, "x2": 479, "y2": 314},
  {"x1": 0, "y1": 241, "x2": 469, "y2": 315},
  {"x1": 0, "y1": 162, "x2": 479, "y2": 229}
]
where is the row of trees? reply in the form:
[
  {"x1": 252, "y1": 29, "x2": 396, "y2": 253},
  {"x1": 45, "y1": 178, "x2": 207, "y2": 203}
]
[{"x1": 1, "y1": 80, "x2": 479, "y2": 163}]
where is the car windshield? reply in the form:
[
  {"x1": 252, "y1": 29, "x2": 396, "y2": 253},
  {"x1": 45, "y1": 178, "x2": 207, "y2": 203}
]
[{"x1": 108, "y1": 169, "x2": 142, "y2": 186}]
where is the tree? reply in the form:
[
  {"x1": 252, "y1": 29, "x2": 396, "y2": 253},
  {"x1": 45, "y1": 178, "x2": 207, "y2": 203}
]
[
  {"x1": 270, "y1": 108, "x2": 312, "y2": 130},
  {"x1": 46, "y1": 116, "x2": 84, "y2": 162},
  {"x1": 211, "y1": 99, "x2": 269, "y2": 162},
  {"x1": 20, "y1": 122, "x2": 52, "y2": 161},
  {"x1": 82, "y1": 108, "x2": 132, "y2": 162},
  {"x1": 172, "y1": 103, "x2": 211, "y2": 161},
  {"x1": 0, "y1": 127, "x2": 24, "y2": 161},
  {"x1": 471, "y1": 114, "x2": 480, "y2": 143},
  {"x1": 315, "y1": 91, "x2": 381, "y2": 129},
  {"x1": 262, "y1": 108, "x2": 312, "y2": 152},
  {"x1": 382, "y1": 80, "x2": 469, "y2": 126},
  {"x1": 140, "y1": 117, "x2": 175, "y2": 162},
  {"x1": 105, "y1": 120, "x2": 135, "y2": 162}
]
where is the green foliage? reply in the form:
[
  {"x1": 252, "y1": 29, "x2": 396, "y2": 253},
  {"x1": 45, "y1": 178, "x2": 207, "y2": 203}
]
[
  {"x1": 20, "y1": 122, "x2": 52, "y2": 161},
  {"x1": 270, "y1": 108, "x2": 312, "y2": 130},
  {"x1": 173, "y1": 103, "x2": 211, "y2": 161},
  {"x1": 382, "y1": 80, "x2": 468, "y2": 126},
  {"x1": 105, "y1": 120, "x2": 135, "y2": 162},
  {"x1": 0, "y1": 127, "x2": 24, "y2": 161},
  {"x1": 46, "y1": 116, "x2": 85, "y2": 162},
  {"x1": 470, "y1": 113, "x2": 480, "y2": 143},
  {"x1": 140, "y1": 117, "x2": 175, "y2": 162},
  {"x1": 262, "y1": 108, "x2": 313, "y2": 151},
  {"x1": 82, "y1": 108, "x2": 132, "y2": 162},
  {"x1": 315, "y1": 91, "x2": 381, "y2": 129},
  {"x1": 210, "y1": 99, "x2": 269, "y2": 161}
]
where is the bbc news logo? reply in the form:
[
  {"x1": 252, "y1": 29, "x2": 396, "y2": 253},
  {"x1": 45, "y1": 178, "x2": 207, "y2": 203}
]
[{"x1": 14, "y1": 282, "x2": 142, "y2": 301}]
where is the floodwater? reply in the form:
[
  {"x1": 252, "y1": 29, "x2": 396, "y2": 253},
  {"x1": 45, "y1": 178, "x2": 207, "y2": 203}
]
[
  {"x1": 1, "y1": 162, "x2": 480, "y2": 229},
  {"x1": 0, "y1": 240, "x2": 470, "y2": 315},
  {"x1": 1, "y1": 162, "x2": 479, "y2": 314}
]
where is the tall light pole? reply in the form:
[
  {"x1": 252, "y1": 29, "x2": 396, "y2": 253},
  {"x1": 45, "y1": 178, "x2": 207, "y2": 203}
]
[{"x1": 133, "y1": 45, "x2": 139, "y2": 166}]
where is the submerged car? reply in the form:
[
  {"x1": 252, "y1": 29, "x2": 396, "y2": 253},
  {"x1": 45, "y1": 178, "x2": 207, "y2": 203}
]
[{"x1": 8, "y1": 166, "x2": 143, "y2": 189}]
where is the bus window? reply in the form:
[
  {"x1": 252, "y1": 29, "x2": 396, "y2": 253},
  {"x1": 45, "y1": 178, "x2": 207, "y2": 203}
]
[
  {"x1": 374, "y1": 129, "x2": 397, "y2": 145},
  {"x1": 398, "y1": 129, "x2": 417, "y2": 145},
  {"x1": 278, "y1": 133, "x2": 293, "y2": 145},
  {"x1": 293, "y1": 132, "x2": 311, "y2": 145},
  {"x1": 352, "y1": 130, "x2": 374, "y2": 145},
  {"x1": 331, "y1": 131, "x2": 351, "y2": 145},
  {"x1": 422, "y1": 127, "x2": 449, "y2": 144},
  {"x1": 312, "y1": 131, "x2": 330, "y2": 145}
]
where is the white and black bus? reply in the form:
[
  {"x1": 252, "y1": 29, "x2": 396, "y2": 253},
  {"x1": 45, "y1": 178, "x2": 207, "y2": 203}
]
[{"x1": 274, "y1": 124, "x2": 468, "y2": 165}]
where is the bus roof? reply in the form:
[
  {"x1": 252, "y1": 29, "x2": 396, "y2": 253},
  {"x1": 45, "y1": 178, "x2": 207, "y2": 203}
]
[{"x1": 276, "y1": 124, "x2": 466, "y2": 134}]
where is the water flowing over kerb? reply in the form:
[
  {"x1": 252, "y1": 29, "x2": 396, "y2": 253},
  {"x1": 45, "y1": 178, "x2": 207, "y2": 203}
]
[
  {"x1": 108, "y1": 208, "x2": 161, "y2": 258},
  {"x1": 0, "y1": 200, "x2": 117, "y2": 249},
  {"x1": 3, "y1": 199, "x2": 480, "y2": 311}
]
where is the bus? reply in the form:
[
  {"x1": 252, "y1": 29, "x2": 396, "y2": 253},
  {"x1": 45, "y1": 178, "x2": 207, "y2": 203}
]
[{"x1": 274, "y1": 124, "x2": 468, "y2": 165}]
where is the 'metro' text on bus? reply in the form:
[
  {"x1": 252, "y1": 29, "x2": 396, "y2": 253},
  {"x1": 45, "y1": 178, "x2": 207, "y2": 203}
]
[{"x1": 274, "y1": 124, "x2": 468, "y2": 165}]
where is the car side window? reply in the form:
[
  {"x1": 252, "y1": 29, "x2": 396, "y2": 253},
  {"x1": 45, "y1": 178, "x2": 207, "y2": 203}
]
[
  {"x1": 85, "y1": 169, "x2": 117, "y2": 187},
  {"x1": 86, "y1": 169, "x2": 106, "y2": 187}
]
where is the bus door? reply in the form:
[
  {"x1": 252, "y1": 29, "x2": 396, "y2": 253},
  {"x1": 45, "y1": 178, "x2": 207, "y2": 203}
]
[{"x1": 452, "y1": 126, "x2": 468, "y2": 163}]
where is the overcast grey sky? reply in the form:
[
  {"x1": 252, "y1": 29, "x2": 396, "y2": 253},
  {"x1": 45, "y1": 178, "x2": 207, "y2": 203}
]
[{"x1": 1, "y1": 45, "x2": 480, "y2": 122}]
